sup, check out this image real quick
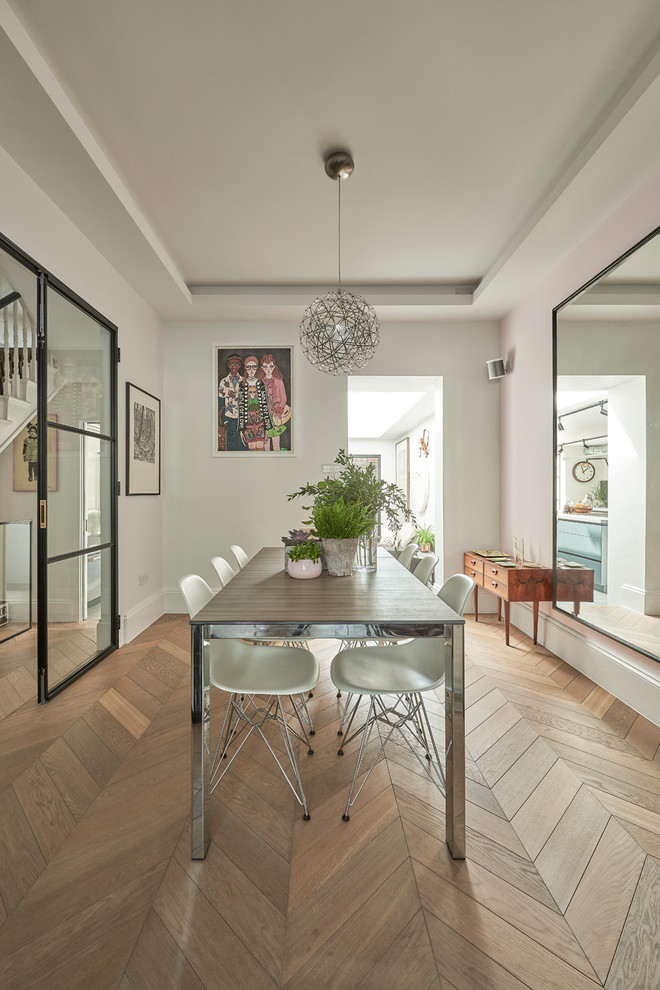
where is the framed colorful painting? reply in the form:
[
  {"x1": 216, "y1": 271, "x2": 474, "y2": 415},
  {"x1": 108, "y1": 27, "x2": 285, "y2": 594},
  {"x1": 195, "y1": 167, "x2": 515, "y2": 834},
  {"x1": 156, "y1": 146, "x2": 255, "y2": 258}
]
[
  {"x1": 13, "y1": 417, "x2": 58, "y2": 492},
  {"x1": 214, "y1": 346, "x2": 294, "y2": 455},
  {"x1": 126, "y1": 383, "x2": 161, "y2": 495}
]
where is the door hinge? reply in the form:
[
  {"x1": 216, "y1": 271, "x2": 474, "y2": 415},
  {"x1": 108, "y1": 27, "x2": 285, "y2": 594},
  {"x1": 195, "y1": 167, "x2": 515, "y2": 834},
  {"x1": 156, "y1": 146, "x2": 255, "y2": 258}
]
[
  {"x1": 117, "y1": 346, "x2": 120, "y2": 362},
  {"x1": 117, "y1": 481, "x2": 121, "y2": 496},
  {"x1": 116, "y1": 615, "x2": 121, "y2": 631}
]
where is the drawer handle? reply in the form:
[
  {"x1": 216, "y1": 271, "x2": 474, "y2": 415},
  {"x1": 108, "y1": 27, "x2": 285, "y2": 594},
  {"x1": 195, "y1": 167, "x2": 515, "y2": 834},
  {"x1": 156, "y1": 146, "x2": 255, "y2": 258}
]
[
  {"x1": 470, "y1": 559, "x2": 477, "y2": 565},
  {"x1": 470, "y1": 570, "x2": 477, "y2": 577},
  {"x1": 492, "y1": 568, "x2": 498, "y2": 575},
  {"x1": 491, "y1": 581, "x2": 499, "y2": 588}
]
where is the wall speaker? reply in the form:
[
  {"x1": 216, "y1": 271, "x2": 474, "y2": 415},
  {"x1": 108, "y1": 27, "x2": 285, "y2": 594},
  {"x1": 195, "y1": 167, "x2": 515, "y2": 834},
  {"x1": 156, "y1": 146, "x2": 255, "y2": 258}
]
[{"x1": 487, "y1": 358, "x2": 509, "y2": 380}]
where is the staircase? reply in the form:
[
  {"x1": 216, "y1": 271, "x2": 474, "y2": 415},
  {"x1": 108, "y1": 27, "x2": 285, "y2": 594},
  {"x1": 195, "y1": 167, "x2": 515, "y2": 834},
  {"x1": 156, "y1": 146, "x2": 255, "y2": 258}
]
[{"x1": 0, "y1": 281, "x2": 56, "y2": 455}]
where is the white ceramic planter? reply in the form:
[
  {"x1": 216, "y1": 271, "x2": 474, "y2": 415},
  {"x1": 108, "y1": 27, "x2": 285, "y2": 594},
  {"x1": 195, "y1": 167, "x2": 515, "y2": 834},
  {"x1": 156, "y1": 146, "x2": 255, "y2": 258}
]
[{"x1": 287, "y1": 558, "x2": 322, "y2": 580}]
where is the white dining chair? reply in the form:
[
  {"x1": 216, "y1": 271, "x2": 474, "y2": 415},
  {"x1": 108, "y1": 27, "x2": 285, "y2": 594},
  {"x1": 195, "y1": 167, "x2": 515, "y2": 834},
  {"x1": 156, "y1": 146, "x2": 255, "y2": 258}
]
[
  {"x1": 331, "y1": 572, "x2": 475, "y2": 821},
  {"x1": 213, "y1": 553, "x2": 314, "y2": 705},
  {"x1": 412, "y1": 552, "x2": 438, "y2": 587},
  {"x1": 178, "y1": 573, "x2": 319, "y2": 819},
  {"x1": 210, "y1": 555, "x2": 236, "y2": 587},
  {"x1": 335, "y1": 545, "x2": 432, "y2": 717},
  {"x1": 397, "y1": 542, "x2": 419, "y2": 570},
  {"x1": 207, "y1": 561, "x2": 315, "y2": 684},
  {"x1": 231, "y1": 544, "x2": 250, "y2": 570}
]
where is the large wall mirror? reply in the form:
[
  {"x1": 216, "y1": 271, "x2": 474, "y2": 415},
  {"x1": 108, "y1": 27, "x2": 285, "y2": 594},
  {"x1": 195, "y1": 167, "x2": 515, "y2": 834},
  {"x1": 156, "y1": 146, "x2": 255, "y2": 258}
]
[{"x1": 553, "y1": 225, "x2": 660, "y2": 662}]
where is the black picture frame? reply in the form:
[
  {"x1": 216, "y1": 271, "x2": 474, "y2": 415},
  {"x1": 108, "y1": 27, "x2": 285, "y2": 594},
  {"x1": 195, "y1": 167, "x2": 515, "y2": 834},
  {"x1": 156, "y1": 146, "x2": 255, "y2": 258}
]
[{"x1": 126, "y1": 382, "x2": 161, "y2": 495}]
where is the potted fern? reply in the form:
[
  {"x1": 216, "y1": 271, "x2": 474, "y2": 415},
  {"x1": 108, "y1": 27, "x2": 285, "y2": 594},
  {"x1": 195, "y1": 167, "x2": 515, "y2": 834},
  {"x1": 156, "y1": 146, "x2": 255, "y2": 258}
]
[
  {"x1": 288, "y1": 449, "x2": 413, "y2": 572},
  {"x1": 310, "y1": 498, "x2": 375, "y2": 576}
]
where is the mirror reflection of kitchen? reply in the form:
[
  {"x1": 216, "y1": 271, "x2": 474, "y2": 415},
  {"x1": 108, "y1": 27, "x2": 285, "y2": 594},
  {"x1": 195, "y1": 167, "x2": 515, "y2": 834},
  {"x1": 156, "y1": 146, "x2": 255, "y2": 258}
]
[
  {"x1": 556, "y1": 373, "x2": 651, "y2": 651},
  {"x1": 555, "y1": 225, "x2": 660, "y2": 661}
]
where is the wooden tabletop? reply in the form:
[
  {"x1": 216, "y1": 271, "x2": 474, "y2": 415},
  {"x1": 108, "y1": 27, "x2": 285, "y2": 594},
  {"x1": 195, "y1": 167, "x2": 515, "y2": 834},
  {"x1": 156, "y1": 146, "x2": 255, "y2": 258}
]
[{"x1": 191, "y1": 546, "x2": 462, "y2": 638}]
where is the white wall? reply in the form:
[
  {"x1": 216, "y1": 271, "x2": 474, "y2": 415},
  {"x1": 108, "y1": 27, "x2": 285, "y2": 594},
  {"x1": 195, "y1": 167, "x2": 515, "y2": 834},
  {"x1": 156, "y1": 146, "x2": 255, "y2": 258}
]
[
  {"x1": 609, "y1": 378, "x2": 646, "y2": 609},
  {"x1": 162, "y1": 323, "x2": 349, "y2": 604},
  {"x1": 0, "y1": 145, "x2": 164, "y2": 643},
  {"x1": 501, "y1": 164, "x2": 660, "y2": 724},
  {"x1": 163, "y1": 320, "x2": 500, "y2": 609}
]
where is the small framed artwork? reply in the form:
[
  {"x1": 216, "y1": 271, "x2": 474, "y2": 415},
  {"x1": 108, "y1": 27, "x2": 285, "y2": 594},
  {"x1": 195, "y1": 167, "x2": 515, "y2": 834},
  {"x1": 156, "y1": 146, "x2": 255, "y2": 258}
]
[
  {"x1": 13, "y1": 417, "x2": 58, "y2": 492},
  {"x1": 214, "y1": 346, "x2": 294, "y2": 455},
  {"x1": 351, "y1": 454, "x2": 381, "y2": 480},
  {"x1": 126, "y1": 383, "x2": 160, "y2": 495},
  {"x1": 395, "y1": 437, "x2": 410, "y2": 510}
]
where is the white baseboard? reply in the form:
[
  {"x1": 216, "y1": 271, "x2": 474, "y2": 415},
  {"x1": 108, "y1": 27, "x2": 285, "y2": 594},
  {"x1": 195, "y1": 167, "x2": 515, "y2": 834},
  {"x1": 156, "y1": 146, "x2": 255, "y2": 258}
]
[
  {"x1": 122, "y1": 591, "x2": 166, "y2": 645},
  {"x1": 164, "y1": 587, "x2": 189, "y2": 615},
  {"x1": 642, "y1": 587, "x2": 660, "y2": 617},
  {"x1": 510, "y1": 602, "x2": 660, "y2": 728},
  {"x1": 620, "y1": 583, "x2": 646, "y2": 612}
]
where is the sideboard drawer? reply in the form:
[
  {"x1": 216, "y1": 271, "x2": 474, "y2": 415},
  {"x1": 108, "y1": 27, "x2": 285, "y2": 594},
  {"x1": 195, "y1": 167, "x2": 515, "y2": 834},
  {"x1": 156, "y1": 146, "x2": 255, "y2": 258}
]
[
  {"x1": 484, "y1": 573, "x2": 508, "y2": 598},
  {"x1": 484, "y1": 562, "x2": 509, "y2": 582},
  {"x1": 464, "y1": 553, "x2": 484, "y2": 586},
  {"x1": 484, "y1": 562, "x2": 509, "y2": 598}
]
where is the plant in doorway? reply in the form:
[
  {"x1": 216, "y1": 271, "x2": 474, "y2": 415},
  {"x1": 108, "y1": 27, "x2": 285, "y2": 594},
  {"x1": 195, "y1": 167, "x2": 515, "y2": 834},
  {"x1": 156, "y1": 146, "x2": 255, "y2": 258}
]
[{"x1": 414, "y1": 525, "x2": 435, "y2": 553}]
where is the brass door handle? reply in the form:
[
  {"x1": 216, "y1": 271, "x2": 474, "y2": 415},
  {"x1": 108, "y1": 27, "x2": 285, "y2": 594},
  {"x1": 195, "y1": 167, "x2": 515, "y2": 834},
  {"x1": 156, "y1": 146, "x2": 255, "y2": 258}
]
[{"x1": 39, "y1": 500, "x2": 46, "y2": 528}]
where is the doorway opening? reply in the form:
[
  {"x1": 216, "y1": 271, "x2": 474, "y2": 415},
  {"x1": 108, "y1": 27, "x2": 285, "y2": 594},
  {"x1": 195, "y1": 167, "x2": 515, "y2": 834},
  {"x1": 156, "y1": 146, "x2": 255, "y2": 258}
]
[{"x1": 347, "y1": 375, "x2": 443, "y2": 582}]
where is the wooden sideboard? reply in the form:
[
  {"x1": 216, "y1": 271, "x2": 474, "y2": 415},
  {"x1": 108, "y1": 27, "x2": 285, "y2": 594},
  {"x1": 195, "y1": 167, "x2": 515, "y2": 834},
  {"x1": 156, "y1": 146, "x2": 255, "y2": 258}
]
[{"x1": 464, "y1": 551, "x2": 594, "y2": 646}]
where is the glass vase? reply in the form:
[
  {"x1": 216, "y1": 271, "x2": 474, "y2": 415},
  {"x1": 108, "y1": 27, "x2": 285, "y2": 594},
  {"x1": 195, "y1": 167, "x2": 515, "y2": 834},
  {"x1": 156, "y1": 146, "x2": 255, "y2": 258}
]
[{"x1": 355, "y1": 528, "x2": 378, "y2": 572}]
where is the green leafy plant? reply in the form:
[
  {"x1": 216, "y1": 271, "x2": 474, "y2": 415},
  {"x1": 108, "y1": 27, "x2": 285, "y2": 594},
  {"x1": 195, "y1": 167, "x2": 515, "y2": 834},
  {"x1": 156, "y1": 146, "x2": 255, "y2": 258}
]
[
  {"x1": 586, "y1": 480, "x2": 608, "y2": 507},
  {"x1": 414, "y1": 525, "x2": 435, "y2": 550},
  {"x1": 287, "y1": 540, "x2": 322, "y2": 562},
  {"x1": 310, "y1": 498, "x2": 375, "y2": 540},
  {"x1": 288, "y1": 449, "x2": 414, "y2": 531}
]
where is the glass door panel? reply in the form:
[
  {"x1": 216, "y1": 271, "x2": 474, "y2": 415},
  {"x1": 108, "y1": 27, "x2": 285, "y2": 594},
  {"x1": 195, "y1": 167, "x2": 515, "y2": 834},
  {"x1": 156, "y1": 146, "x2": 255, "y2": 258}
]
[
  {"x1": 46, "y1": 549, "x2": 113, "y2": 691},
  {"x1": 0, "y1": 238, "x2": 39, "y2": 693},
  {"x1": 46, "y1": 430, "x2": 112, "y2": 558},
  {"x1": 46, "y1": 290, "x2": 112, "y2": 434},
  {"x1": 40, "y1": 281, "x2": 117, "y2": 699}
]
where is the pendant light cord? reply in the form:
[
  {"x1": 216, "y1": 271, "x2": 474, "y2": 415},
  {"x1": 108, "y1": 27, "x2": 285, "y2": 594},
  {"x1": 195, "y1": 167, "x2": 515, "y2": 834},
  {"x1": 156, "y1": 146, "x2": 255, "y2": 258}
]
[{"x1": 337, "y1": 176, "x2": 342, "y2": 292}]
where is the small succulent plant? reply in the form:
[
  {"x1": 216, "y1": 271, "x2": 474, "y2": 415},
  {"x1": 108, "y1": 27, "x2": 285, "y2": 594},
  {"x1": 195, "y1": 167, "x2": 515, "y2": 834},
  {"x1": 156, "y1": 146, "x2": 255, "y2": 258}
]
[{"x1": 281, "y1": 528, "x2": 319, "y2": 546}]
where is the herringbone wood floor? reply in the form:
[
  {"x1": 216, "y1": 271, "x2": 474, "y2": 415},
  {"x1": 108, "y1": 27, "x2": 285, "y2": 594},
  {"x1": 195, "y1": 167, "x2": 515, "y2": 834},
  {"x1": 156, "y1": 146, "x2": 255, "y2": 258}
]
[{"x1": 0, "y1": 612, "x2": 659, "y2": 989}]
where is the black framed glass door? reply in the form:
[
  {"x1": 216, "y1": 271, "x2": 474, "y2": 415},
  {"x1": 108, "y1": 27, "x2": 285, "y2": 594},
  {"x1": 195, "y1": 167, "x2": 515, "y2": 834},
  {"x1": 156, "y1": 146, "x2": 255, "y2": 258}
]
[{"x1": 37, "y1": 276, "x2": 118, "y2": 701}]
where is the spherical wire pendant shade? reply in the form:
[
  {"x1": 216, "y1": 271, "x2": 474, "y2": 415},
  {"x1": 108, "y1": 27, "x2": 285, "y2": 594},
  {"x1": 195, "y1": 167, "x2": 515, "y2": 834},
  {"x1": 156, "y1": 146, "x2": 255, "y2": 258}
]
[
  {"x1": 299, "y1": 151, "x2": 380, "y2": 375},
  {"x1": 300, "y1": 288, "x2": 380, "y2": 375}
]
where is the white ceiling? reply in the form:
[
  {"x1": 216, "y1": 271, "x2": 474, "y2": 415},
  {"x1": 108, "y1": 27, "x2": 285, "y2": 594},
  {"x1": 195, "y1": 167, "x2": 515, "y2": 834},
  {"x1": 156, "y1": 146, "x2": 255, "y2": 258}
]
[
  {"x1": 348, "y1": 375, "x2": 436, "y2": 440},
  {"x1": 2, "y1": 0, "x2": 660, "y2": 324}
]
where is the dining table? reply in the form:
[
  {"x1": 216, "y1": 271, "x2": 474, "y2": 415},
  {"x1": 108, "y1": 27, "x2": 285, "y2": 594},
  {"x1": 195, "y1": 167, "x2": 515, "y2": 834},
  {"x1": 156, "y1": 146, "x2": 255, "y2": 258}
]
[{"x1": 188, "y1": 546, "x2": 467, "y2": 860}]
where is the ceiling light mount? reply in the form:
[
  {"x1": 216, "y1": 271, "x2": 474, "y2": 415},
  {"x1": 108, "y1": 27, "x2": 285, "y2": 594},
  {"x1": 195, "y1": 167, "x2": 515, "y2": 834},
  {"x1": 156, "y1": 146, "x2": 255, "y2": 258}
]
[
  {"x1": 324, "y1": 151, "x2": 355, "y2": 181},
  {"x1": 299, "y1": 150, "x2": 380, "y2": 376}
]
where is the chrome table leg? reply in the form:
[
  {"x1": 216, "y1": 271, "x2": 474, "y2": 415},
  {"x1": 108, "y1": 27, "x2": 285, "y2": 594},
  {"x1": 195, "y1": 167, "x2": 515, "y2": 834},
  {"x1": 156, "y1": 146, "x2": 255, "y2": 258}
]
[
  {"x1": 191, "y1": 623, "x2": 211, "y2": 859},
  {"x1": 445, "y1": 622, "x2": 466, "y2": 859}
]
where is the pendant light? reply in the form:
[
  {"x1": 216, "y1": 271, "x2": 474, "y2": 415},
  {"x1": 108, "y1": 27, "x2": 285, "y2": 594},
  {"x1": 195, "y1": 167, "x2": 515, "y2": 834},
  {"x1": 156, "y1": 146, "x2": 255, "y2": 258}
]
[{"x1": 299, "y1": 151, "x2": 380, "y2": 375}]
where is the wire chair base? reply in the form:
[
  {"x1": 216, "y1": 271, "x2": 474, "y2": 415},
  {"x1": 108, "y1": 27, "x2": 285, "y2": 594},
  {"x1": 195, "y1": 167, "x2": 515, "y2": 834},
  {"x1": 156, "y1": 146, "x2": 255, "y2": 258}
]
[
  {"x1": 339, "y1": 691, "x2": 446, "y2": 821},
  {"x1": 209, "y1": 692, "x2": 314, "y2": 818}
]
